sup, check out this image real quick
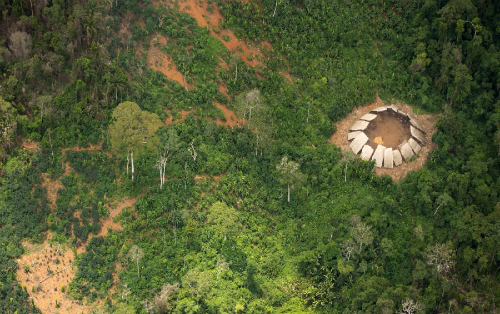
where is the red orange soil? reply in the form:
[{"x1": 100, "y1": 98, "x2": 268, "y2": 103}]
[
  {"x1": 165, "y1": 109, "x2": 193, "y2": 125},
  {"x1": 172, "y1": 0, "x2": 266, "y2": 68},
  {"x1": 147, "y1": 36, "x2": 188, "y2": 88},
  {"x1": 193, "y1": 171, "x2": 225, "y2": 180},
  {"x1": 16, "y1": 235, "x2": 95, "y2": 314},
  {"x1": 17, "y1": 197, "x2": 137, "y2": 314},
  {"x1": 76, "y1": 197, "x2": 136, "y2": 254},
  {"x1": 19, "y1": 142, "x2": 139, "y2": 314},
  {"x1": 214, "y1": 102, "x2": 239, "y2": 127},
  {"x1": 218, "y1": 82, "x2": 229, "y2": 98},
  {"x1": 21, "y1": 139, "x2": 39, "y2": 151},
  {"x1": 329, "y1": 96, "x2": 437, "y2": 181},
  {"x1": 165, "y1": 103, "x2": 239, "y2": 128}
]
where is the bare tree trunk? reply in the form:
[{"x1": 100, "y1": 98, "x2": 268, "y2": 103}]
[
  {"x1": 136, "y1": 259, "x2": 140, "y2": 278},
  {"x1": 162, "y1": 159, "x2": 166, "y2": 187},
  {"x1": 184, "y1": 161, "x2": 188, "y2": 194},
  {"x1": 131, "y1": 151, "x2": 134, "y2": 182},
  {"x1": 255, "y1": 135, "x2": 258, "y2": 156},
  {"x1": 287, "y1": 184, "x2": 290, "y2": 203},
  {"x1": 127, "y1": 152, "x2": 129, "y2": 176},
  {"x1": 235, "y1": 63, "x2": 238, "y2": 81},
  {"x1": 344, "y1": 163, "x2": 348, "y2": 182},
  {"x1": 273, "y1": 0, "x2": 278, "y2": 17},
  {"x1": 48, "y1": 130, "x2": 54, "y2": 158},
  {"x1": 159, "y1": 162, "x2": 163, "y2": 189}
]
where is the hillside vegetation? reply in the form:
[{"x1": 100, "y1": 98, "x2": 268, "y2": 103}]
[{"x1": 0, "y1": 0, "x2": 499, "y2": 313}]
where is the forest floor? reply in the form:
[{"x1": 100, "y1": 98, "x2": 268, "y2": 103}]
[
  {"x1": 329, "y1": 95, "x2": 437, "y2": 181},
  {"x1": 17, "y1": 143, "x2": 139, "y2": 314}
]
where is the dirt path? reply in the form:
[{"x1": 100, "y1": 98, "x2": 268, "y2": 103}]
[{"x1": 329, "y1": 95, "x2": 437, "y2": 181}]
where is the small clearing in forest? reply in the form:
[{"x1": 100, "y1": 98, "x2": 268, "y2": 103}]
[
  {"x1": 17, "y1": 197, "x2": 137, "y2": 314},
  {"x1": 147, "y1": 36, "x2": 189, "y2": 88},
  {"x1": 329, "y1": 96, "x2": 437, "y2": 181},
  {"x1": 165, "y1": 103, "x2": 239, "y2": 128},
  {"x1": 18, "y1": 143, "x2": 139, "y2": 314},
  {"x1": 171, "y1": 0, "x2": 269, "y2": 68}
]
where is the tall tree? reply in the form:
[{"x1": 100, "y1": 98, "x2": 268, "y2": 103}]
[
  {"x1": 150, "y1": 127, "x2": 180, "y2": 189},
  {"x1": 276, "y1": 156, "x2": 306, "y2": 203},
  {"x1": 128, "y1": 245, "x2": 144, "y2": 279},
  {"x1": 207, "y1": 202, "x2": 240, "y2": 241},
  {"x1": 109, "y1": 101, "x2": 162, "y2": 182}
]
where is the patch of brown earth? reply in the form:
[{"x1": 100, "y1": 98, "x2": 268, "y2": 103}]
[
  {"x1": 364, "y1": 110, "x2": 412, "y2": 149},
  {"x1": 193, "y1": 171, "x2": 225, "y2": 180},
  {"x1": 165, "y1": 104, "x2": 238, "y2": 128},
  {"x1": 76, "y1": 197, "x2": 137, "y2": 254},
  {"x1": 170, "y1": 0, "x2": 267, "y2": 68},
  {"x1": 165, "y1": 109, "x2": 193, "y2": 125},
  {"x1": 17, "y1": 197, "x2": 137, "y2": 314},
  {"x1": 214, "y1": 102, "x2": 239, "y2": 127},
  {"x1": 218, "y1": 82, "x2": 229, "y2": 98},
  {"x1": 329, "y1": 95, "x2": 437, "y2": 181},
  {"x1": 16, "y1": 235, "x2": 96, "y2": 314},
  {"x1": 21, "y1": 139, "x2": 39, "y2": 151},
  {"x1": 148, "y1": 36, "x2": 188, "y2": 88},
  {"x1": 41, "y1": 174, "x2": 64, "y2": 209}
]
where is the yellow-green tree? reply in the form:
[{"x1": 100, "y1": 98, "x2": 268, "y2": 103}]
[
  {"x1": 276, "y1": 156, "x2": 306, "y2": 203},
  {"x1": 109, "y1": 101, "x2": 162, "y2": 181}
]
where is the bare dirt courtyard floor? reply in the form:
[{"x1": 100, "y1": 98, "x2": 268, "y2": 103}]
[{"x1": 329, "y1": 96, "x2": 438, "y2": 181}]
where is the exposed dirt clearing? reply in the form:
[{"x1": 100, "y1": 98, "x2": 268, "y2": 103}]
[
  {"x1": 218, "y1": 82, "x2": 229, "y2": 98},
  {"x1": 17, "y1": 197, "x2": 137, "y2": 314},
  {"x1": 165, "y1": 109, "x2": 193, "y2": 125},
  {"x1": 19, "y1": 142, "x2": 137, "y2": 314},
  {"x1": 169, "y1": 0, "x2": 267, "y2": 68},
  {"x1": 148, "y1": 36, "x2": 188, "y2": 88},
  {"x1": 41, "y1": 174, "x2": 64, "y2": 209},
  {"x1": 16, "y1": 235, "x2": 96, "y2": 314},
  {"x1": 365, "y1": 110, "x2": 412, "y2": 149},
  {"x1": 21, "y1": 139, "x2": 39, "y2": 151},
  {"x1": 194, "y1": 171, "x2": 225, "y2": 180},
  {"x1": 214, "y1": 102, "x2": 239, "y2": 127},
  {"x1": 329, "y1": 96, "x2": 437, "y2": 181},
  {"x1": 76, "y1": 197, "x2": 137, "y2": 254},
  {"x1": 165, "y1": 104, "x2": 239, "y2": 128}
]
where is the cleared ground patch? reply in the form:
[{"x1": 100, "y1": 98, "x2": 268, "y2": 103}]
[{"x1": 330, "y1": 96, "x2": 437, "y2": 181}]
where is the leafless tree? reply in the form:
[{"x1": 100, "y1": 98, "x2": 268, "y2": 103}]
[
  {"x1": 341, "y1": 239, "x2": 357, "y2": 261},
  {"x1": 350, "y1": 215, "x2": 374, "y2": 253},
  {"x1": 189, "y1": 141, "x2": 197, "y2": 161},
  {"x1": 399, "y1": 298, "x2": 421, "y2": 314},
  {"x1": 8, "y1": 31, "x2": 32, "y2": 60},
  {"x1": 216, "y1": 258, "x2": 230, "y2": 284},
  {"x1": 121, "y1": 283, "x2": 131, "y2": 301},
  {"x1": 154, "y1": 283, "x2": 179, "y2": 313},
  {"x1": 426, "y1": 243, "x2": 454, "y2": 275},
  {"x1": 128, "y1": 245, "x2": 144, "y2": 279}
]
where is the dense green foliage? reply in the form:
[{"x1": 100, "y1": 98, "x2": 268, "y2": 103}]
[{"x1": 1, "y1": 0, "x2": 499, "y2": 313}]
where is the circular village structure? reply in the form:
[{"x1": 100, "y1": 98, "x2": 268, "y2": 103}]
[{"x1": 348, "y1": 105, "x2": 426, "y2": 169}]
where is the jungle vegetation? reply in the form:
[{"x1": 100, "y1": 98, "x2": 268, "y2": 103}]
[{"x1": 0, "y1": 0, "x2": 499, "y2": 313}]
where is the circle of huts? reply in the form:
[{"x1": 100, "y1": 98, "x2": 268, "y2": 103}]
[{"x1": 348, "y1": 105, "x2": 426, "y2": 169}]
